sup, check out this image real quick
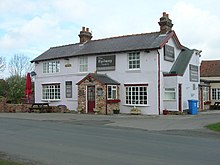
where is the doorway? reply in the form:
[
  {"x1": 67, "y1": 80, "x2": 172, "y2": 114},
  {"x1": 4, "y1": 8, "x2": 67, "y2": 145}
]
[{"x1": 87, "y1": 86, "x2": 95, "y2": 113}]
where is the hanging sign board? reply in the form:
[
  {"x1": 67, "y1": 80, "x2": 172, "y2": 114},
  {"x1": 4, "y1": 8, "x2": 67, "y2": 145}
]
[{"x1": 96, "y1": 55, "x2": 116, "y2": 71}]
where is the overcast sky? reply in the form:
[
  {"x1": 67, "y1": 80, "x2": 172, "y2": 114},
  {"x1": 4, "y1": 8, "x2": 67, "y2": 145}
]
[{"x1": 0, "y1": 0, "x2": 220, "y2": 77}]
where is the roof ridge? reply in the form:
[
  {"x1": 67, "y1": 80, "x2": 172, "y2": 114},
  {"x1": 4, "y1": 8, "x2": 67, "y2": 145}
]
[
  {"x1": 49, "y1": 31, "x2": 161, "y2": 49},
  {"x1": 89, "y1": 31, "x2": 160, "y2": 43},
  {"x1": 50, "y1": 43, "x2": 80, "y2": 49}
]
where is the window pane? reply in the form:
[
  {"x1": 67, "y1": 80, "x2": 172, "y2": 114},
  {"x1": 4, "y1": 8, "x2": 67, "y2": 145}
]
[
  {"x1": 212, "y1": 89, "x2": 216, "y2": 100},
  {"x1": 125, "y1": 85, "x2": 147, "y2": 105},
  {"x1": 164, "y1": 88, "x2": 176, "y2": 100},
  {"x1": 66, "y1": 81, "x2": 72, "y2": 98},
  {"x1": 43, "y1": 61, "x2": 60, "y2": 73},
  {"x1": 42, "y1": 84, "x2": 60, "y2": 100},
  {"x1": 128, "y1": 52, "x2": 140, "y2": 69},
  {"x1": 107, "y1": 85, "x2": 117, "y2": 100},
  {"x1": 79, "y1": 57, "x2": 88, "y2": 72}
]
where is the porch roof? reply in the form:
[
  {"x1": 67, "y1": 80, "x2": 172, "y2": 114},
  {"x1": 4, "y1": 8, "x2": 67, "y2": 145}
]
[{"x1": 76, "y1": 73, "x2": 120, "y2": 85}]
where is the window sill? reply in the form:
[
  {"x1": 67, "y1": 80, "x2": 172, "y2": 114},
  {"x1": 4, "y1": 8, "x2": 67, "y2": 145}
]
[
  {"x1": 41, "y1": 99, "x2": 61, "y2": 102},
  {"x1": 163, "y1": 99, "x2": 176, "y2": 101},
  {"x1": 126, "y1": 69, "x2": 141, "y2": 73},
  {"x1": 124, "y1": 104, "x2": 149, "y2": 107}
]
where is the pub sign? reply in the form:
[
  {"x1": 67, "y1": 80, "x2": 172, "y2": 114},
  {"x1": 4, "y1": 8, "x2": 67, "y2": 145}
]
[{"x1": 96, "y1": 55, "x2": 115, "y2": 71}]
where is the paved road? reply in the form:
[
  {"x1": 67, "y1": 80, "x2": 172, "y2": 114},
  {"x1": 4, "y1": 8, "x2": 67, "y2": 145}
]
[
  {"x1": 1, "y1": 111, "x2": 220, "y2": 130},
  {"x1": 0, "y1": 115, "x2": 220, "y2": 165}
]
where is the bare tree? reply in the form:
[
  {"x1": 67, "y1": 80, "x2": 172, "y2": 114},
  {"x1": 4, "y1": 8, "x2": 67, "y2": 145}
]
[
  {"x1": 8, "y1": 54, "x2": 31, "y2": 77},
  {"x1": 0, "y1": 56, "x2": 6, "y2": 73}
]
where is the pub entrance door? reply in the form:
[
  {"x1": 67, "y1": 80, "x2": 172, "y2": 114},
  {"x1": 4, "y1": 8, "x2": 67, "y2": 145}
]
[{"x1": 87, "y1": 86, "x2": 95, "y2": 113}]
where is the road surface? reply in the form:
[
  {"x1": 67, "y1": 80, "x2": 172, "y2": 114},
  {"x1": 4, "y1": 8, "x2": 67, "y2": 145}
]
[{"x1": 0, "y1": 117, "x2": 220, "y2": 165}]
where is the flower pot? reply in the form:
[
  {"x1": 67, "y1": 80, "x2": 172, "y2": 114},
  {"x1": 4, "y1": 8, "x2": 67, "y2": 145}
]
[{"x1": 163, "y1": 110, "x2": 168, "y2": 115}]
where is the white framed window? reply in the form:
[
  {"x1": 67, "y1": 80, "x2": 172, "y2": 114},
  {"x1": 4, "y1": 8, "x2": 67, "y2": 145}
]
[
  {"x1": 79, "y1": 57, "x2": 88, "y2": 72},
  {"x1": 212, "y1": 88, "x2": 220, "y2": 100},
  {"x1": 125, "y1": 85, "x2": 147, "y2": 105},
  {"x1": 43, "y1": 61, "x2": 60, "y2": 73},
  {"x1": 66, "y1": 81, "x2": 72, "y2": 98},
  {"x1": 164, "y1": 88, "x2": 176, "y2": 100},
  {"x1": 107, "y1": 85, "x2": 117, "y2": 100},
  {"x1": 42, "y1": 84, "x2": 60, "y2": 100},
  {"x1": 189, "y1": 64, "x2": 198, "y2": 82},
  {"x1": 203, "y1": 86, "x2": 209, "y2": 101},
  {"x1": 128, "y1": 52, "x2": 140, "y2": 70}
]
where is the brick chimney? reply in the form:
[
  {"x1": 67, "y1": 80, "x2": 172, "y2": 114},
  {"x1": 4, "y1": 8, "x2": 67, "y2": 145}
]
[
  {"x1": 158, "y1": 12, "x2": 173, "y2": 34},
  {"x1": 78, "y1": 27, "x2": 92, "y2": 43}
]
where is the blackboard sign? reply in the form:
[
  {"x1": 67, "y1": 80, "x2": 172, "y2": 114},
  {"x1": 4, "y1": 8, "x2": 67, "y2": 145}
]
[
  {"x1": 164, "y1": 44, "x2": 174, "y2": 62},
  {"x1": 96, "y1": 55, "x2": 115, "y2": 71}
]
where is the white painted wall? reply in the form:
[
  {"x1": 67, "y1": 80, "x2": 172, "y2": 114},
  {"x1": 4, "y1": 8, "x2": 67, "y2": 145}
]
[
  {"x1": 163, "y1": 76, "x2": 178, "y2": 111},
  {"x1": 181, "y1": 52, "x2": 200, "y2": 110},
  {"x1": 159, "y1": 37, "x2": 200, "y2": 113},
  {"x1": 34, "y1": 50, "x2": 160, "y2": 114}
]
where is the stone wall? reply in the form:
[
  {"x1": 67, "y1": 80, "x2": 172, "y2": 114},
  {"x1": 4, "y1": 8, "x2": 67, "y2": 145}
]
[
  {"x1": 95, "y1": 83, "x2": 106, "y2": 114},
  {"x1": 77, "y1": 77, "x2": 120, "y2": 115},
  {"x1": 0, "y1": 97, "x2": 32, "y2": 112},
  {"x1": 0, "y1": 97, "x2": 70, "y2": 113},
  {"x1": 77, "y1": 80, "x2": 88, "y2": 113}
]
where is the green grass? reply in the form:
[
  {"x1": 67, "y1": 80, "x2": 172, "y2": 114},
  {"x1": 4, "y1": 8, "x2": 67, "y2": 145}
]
[
  {"x1": 205, "y1": 122, "x2": 220, "y2": 132},
  {"x1": 0, "y1": 159, "x2": 23, "y2": 165}
]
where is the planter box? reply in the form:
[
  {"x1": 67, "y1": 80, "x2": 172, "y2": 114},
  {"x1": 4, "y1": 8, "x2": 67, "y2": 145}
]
[
  {"x1": 107, "y1": 99, "x2": 121, "y2": 103},
  {"x1": 113, "y1": 109, "x2": 120, "y2": 114},
  {"x1": 130, "y1": 108, "x2": 141, "y2": 115}
]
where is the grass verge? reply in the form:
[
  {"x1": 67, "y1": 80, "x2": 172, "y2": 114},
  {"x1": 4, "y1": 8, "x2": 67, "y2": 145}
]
[
  {"x1": 0, "y1": 159, "x2": 23, "y2": 165},
  {"x1": 205, "y1": 122, "x2": 220, "y2": 132}
]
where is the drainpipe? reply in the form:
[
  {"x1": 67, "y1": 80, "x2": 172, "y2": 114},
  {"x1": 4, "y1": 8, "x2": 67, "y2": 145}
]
[
  {"x1": 157, "y1": 50, "x2": 161, "y2": 115},
  {"x1": 105, "y1": 84, "x2": 108, "y2": 115}
]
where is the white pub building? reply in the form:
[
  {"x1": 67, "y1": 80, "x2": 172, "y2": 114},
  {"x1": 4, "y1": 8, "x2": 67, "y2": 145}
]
[{"x1": 31, "y1": 12, "x2": 201, "y2": 115}]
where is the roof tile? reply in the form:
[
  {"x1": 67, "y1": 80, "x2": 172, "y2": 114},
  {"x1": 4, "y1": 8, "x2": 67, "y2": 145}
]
[
  {"x1": 31, "y1": 31, "x2": 171, "y2": 62},
  {"x1": 200, "y1": 60, "x2": 220, "y2": 77}
]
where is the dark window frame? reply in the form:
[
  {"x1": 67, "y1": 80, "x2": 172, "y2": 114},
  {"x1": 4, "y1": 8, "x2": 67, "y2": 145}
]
[
  {"x1": 65, "y1": 81, "x2": 72, "y2": 98},
  {"x1": 164, "y1": 44, "x2": 175, "y2": 62},
  {"x1": 189, "y1": 64, "x2": 198, "y2": 82}
]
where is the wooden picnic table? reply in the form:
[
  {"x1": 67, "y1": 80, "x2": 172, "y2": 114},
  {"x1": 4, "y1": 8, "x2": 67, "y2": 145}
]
[
  {"x1": 213, "y1": 102, "x2": 220, "y2": 110},
  {"x1": 29, "y1": 103, "x2": 52, "y2": 113}
]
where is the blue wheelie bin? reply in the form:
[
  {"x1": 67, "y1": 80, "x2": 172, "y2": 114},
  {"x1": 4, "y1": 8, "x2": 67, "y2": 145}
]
[{"x1": 188, "y1": 100, "x2": 198, "y2": 115}]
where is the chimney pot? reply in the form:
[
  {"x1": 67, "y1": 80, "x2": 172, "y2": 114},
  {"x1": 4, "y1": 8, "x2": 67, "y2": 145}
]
[
  {"x1": 163, "y1": 12, "x2": 166, "y2": 17},
  {"x1": 86, "y1": 28, "x2": 89, "y2": 32},
  {"x1": 82, "y1": 27, "x2": 85, "y2": 31}
]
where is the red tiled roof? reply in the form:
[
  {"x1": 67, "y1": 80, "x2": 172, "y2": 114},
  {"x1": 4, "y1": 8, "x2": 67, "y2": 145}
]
[{"x1": 200, "y1": 60, "x2": 220, "y2": 77}]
